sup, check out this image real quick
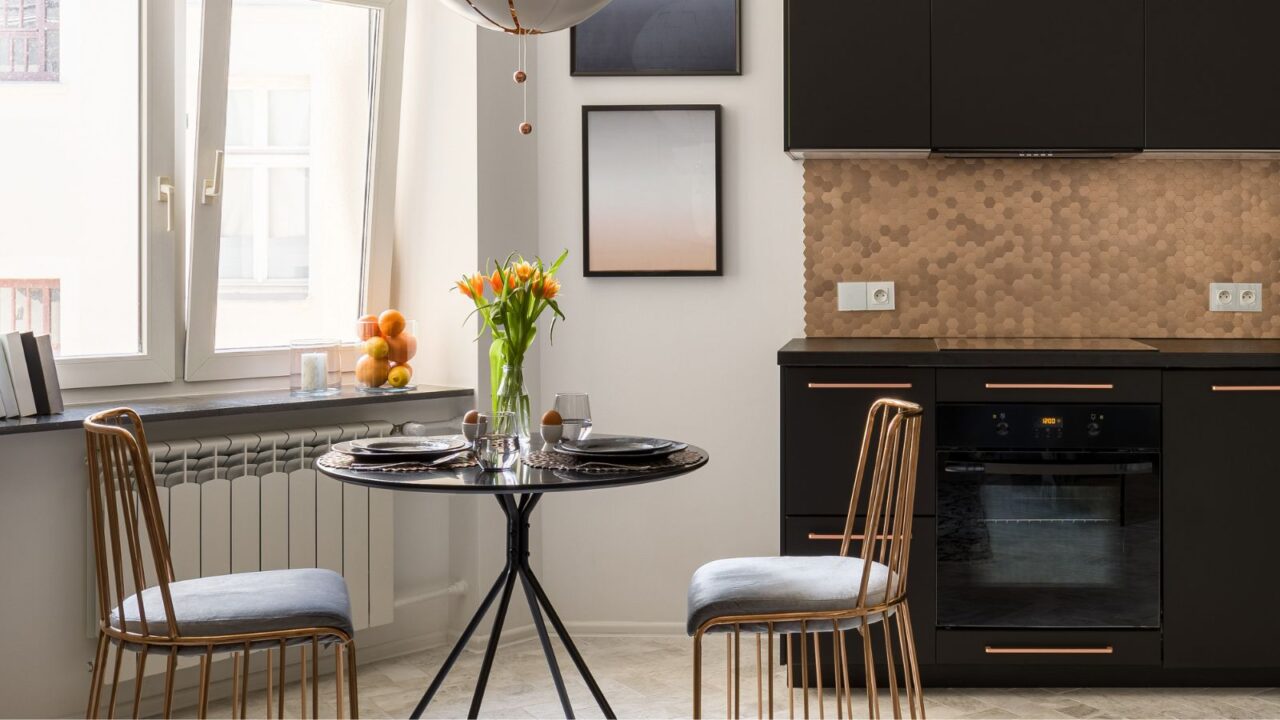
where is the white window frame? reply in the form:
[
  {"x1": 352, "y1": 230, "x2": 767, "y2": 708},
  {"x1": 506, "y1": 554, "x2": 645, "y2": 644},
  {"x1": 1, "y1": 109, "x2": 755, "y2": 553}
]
[
  {"x1": 52, "y1": 0, "x2": 177, "y2": 389},
  {"x1": 184, "y1": 0, "x2": 402, "y2": 382}
]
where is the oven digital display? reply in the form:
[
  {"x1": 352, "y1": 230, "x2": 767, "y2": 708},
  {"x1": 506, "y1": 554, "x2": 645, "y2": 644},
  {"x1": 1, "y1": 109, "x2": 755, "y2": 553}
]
[{"x1": 1039, "y1": 417, "x2": 1064, "y2": 428}]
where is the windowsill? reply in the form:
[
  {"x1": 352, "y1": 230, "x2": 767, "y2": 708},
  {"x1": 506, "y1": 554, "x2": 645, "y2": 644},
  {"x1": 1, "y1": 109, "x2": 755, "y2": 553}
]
[{"x1": 0, "y1": 384, "x2": 474, "y2": 437}]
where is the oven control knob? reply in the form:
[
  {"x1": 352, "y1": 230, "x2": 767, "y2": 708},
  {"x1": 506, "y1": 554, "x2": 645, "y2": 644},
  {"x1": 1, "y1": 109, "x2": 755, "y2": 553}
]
[
  {"x1": 996, "y1": 421, "x2": 1010, "y2": 436},
  {"x1": 1087, "y1": 422, "x2": 1101, "y2": 437}
]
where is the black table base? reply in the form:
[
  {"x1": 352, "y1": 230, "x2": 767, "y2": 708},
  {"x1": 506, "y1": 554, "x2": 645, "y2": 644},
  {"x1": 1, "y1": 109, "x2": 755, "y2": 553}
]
[{"x1": 410, "y1": 493, "x2": 616, "y2": 719}]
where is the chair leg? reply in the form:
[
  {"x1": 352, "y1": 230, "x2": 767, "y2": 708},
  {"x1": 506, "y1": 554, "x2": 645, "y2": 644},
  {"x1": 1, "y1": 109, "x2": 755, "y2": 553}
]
[
  {"x1": 299, "y1": 644, "x2": 307, "y2": 719},
  {"x1": 197, "y1": 649, "x2": 213, "y2": 719},
  {"x1": 838, "y1": 631, "x2": 853, "y2": 720},
  {"x1": 161, "y1": 649, "x2": 178, "y2": 719},
  {"x1": 766, "y1": 626, "x2": 774, "y2": 720},
  {"x1": 734, "y1": 626, "x2": 742, "y2": 719},
  {"x1": 692, "y1": 632, "x2": 703, "y2": 719},
  {"x1": 312, "y1": 637, "x2": 320, "y2": 720},
  {"x1": 800, "y1": 623, "x2": 809, "y2": 720},
  {"x1": 86, "y1": 633, "x2": 108, "y2": 719},
  {"x1": 786, "y1": 634, "x2": 794, "y2": 720},
  {"x1": 882, "y1": 617, "x2": 901, "y2": 720},
  {"x1": 726, "y1": 634, "x2": 732, "y2": 718},
  {"x1": 106, "y1": 642, "x2": 124, "y2": 720},
  {"x1": 131, "y1": 648, "x2": 149, "y2": 719},
  {"x1": 266, "y1": 648, "x2": 274, "y2": 720},
  {"x1": 232, "y1": 653, "x2": 241, "y2": 720},
  {"x1": 829, "y1": 623, "x2": 842, "y2": 720},
  {"x1": 756, "y1": 633, "x2": 763, "y2": 720},
  {"x1": 278, "y1": 640, "x2": 287, "y2": 720},
  {"x1": 813, "y1": 630, "x2": 824, "y2": 720},
  {"x1": 241, "y1": 645, "x2": 251, "y2": 720},
  {"x1": 336, "y1": 643, "x2": 345, "y2": 720},
  {"x1": 346, "y1": 641, "x2": 360, "y2": 720},
  {"x1": 900, "y1": 604, "x2": 925, "y2": 720},
  {"x1": 861, "y1": 627, "x2": 878, "y2": 720}
]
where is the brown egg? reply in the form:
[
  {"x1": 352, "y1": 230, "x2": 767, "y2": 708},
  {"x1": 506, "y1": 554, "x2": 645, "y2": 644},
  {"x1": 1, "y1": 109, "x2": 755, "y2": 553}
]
[
  {"x1": 464, "y1": 410, "x2": 481, "y2": 424},
  {"x1": 541, "y1": 409, "x2": 562, "y2": 425}
]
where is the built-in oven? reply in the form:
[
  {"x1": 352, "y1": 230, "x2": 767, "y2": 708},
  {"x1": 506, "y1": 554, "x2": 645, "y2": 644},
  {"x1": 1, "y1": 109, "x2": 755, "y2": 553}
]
[{"x1": 936, "y1": 404, "x2": 1161, "y2": 635}]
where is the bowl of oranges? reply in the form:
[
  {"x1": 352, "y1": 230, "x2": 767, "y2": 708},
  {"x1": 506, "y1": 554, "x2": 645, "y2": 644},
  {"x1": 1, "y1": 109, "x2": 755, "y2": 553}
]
[{"x1": 356, "y1": 310, "x2": 418, "y2": 393}]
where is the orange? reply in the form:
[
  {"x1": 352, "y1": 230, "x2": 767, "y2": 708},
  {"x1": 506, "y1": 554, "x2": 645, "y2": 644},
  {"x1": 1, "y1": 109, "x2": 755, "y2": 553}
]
[
  {"x1": 356, "y1": 314, "x2": 381, "y2": 340},
  {"x1": 379, "y1": 309, "x2": 406, "y2": 337},
  {"x1": 365, "y1": 336, "x2": 390, "y2": 360},
  {"x1": 385, "y1": 332, "x2": 417, "y2": 364},
  {"x1": 387, "y1": 365, "x2": 412, "y2": 388},
  {"x1": 355, "y1": 354, "x2": 390, "y2": 388}
]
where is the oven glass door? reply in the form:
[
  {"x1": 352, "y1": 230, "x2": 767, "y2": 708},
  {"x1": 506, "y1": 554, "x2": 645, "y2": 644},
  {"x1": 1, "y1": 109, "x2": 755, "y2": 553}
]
[{"x1": 937, "y1": 451, "x2": 1160, "y2": 628}]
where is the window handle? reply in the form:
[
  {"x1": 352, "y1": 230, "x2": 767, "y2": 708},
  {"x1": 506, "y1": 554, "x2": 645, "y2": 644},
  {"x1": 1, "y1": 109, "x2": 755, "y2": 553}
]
[
  {"x1": 201, "y1": 149, "x2": 224, "y2": 205},
  {"x1": 157, "y1": 176, "x2": 175, "y2": 232}
]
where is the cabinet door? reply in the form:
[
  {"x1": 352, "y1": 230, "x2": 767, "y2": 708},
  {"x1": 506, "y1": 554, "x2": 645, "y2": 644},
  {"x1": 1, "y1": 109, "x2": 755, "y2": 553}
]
[
  {"x1": 1164, "y1": 371, "x2": 1280, "y2": 668},
  {"x1": 1148, "y1": 1, "x2": 1280, "y2": 149},
  {"x1": 931, "y1": 0, "x2": 1144, "y2": 151},
  {"x1": 783, "y1": 368, "x2": 935, "y2": 516},
  {"x1": 785, "y1": 0, "x2": 930, "y2": 151}
]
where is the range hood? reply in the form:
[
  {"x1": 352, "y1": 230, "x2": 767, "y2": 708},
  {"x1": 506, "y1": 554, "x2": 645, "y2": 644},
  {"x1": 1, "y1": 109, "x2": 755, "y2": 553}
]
[{"x1": 936, "y1": 149, "x2": 1143, "y2": 160}]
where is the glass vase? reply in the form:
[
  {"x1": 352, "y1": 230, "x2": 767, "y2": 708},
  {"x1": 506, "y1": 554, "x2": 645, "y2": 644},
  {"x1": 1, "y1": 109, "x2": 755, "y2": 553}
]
[{"x1": 494, "y1": 363, "x2": 532, "y2": 453}]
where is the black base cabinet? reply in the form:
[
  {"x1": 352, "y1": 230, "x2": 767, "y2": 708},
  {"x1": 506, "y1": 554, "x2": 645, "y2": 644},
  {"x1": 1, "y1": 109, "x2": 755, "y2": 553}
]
[
  {"x1": 1163, "y1": 371, "x2": 1280, "y2": 670},
  {"x1": 781, "y1": 350, "x2": 1280, "y2": 685}
]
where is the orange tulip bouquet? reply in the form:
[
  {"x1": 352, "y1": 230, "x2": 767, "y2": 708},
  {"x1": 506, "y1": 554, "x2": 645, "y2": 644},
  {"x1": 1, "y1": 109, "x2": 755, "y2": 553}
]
[{"x1": 455, "y1": 250, "x2": 567, "y2": 448}]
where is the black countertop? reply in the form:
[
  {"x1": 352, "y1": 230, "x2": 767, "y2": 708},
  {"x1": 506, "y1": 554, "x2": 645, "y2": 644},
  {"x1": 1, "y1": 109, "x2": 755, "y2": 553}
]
[
  {"x1": 0, "y1": 384, "x2": 474, "y2": 437},
  {"x1": 779, "y1": 338, "x2": 1280, "y2": 368}
]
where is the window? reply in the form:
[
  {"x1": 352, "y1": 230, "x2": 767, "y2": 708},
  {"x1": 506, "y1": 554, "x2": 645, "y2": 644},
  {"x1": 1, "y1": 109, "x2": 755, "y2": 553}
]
[
  {"x1": 186, "y1": 0, "x2": 397, "y2": 380},
  {"x1": 0, "y1": 1, "x2": 174, "y2": 389},
  {"x1": 0, "y1": 0, "x2": 58, "y2": 81}
]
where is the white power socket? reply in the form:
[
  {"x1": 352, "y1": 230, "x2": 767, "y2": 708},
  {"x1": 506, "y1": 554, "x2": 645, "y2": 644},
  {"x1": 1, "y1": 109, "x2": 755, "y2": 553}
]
[
  {"x1": 1209, "y1": 282, "x2": 1263, "y2": 312},
  {"x1": 837, "y1": 281, "x2": 896, "y2": 312}
]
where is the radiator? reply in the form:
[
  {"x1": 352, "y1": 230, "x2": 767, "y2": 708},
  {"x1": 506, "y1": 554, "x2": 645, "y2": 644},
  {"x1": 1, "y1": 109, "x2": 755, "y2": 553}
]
[{"x1": 87, "y1": 421, "x2": 396, "y2": 659}]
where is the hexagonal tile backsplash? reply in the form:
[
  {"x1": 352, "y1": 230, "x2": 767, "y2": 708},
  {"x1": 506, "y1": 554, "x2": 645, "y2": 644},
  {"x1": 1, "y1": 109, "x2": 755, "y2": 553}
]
[{"x1": 803, "y1": 159, "x2": 1280, "y2": 338}]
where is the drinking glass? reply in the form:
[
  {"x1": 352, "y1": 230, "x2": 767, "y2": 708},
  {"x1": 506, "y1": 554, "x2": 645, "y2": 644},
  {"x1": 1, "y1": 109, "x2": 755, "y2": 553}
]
[
  {"x1": 554, "y1": 393, "x2": 593, "y2": 441},
  {"x1": 476, "y1": 411, "x2": 520, "y2": 471}
]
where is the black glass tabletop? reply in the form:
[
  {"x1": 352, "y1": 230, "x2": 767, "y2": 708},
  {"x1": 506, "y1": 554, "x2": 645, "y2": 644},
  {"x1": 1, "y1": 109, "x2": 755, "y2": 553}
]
[{"x1": 315, "y1": 444, "x2": 708, "y2": 494}]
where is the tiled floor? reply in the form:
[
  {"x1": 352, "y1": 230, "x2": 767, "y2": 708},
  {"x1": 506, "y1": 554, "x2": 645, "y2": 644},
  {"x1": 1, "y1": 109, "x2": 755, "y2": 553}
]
[{"x1": 191, "y1": 635, "x2": 1280, "y2": 719}]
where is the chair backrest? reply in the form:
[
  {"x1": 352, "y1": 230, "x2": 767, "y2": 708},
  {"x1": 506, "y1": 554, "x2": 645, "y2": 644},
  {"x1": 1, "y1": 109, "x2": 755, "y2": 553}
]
[
  {"x1": 84, "y1": 408, "x2": 179, "y2": 640},
  {"x1": 836, "y1": 398, "x2": 924, "y2": 610}
]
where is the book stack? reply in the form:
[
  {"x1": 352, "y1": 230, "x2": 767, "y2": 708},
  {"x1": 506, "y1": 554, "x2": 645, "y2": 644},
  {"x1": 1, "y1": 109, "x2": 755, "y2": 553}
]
[{"x1": 0, "y1": 332, "x2": 64, "y2": 418}]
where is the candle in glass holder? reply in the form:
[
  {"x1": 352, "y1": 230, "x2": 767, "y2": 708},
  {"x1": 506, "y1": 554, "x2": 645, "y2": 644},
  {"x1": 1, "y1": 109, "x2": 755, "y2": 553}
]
[{"x1": 300, "y1": 352, "x2": 328, "y2": 393}]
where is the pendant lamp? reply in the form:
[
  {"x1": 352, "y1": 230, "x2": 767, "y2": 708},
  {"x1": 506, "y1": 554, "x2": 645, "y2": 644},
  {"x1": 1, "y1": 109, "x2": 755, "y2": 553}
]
[{"x1": 437, "y1": 0, "x2": 614, "y2": 35}]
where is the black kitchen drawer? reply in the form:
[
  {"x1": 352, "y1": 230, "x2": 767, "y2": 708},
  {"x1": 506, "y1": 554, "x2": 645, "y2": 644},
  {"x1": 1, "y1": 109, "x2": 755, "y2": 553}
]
[
  {"x1": 937, "y1": 369, "x2": 1160, "y2": 404},
  {"x1": 783, "y1": 368, "x2": 935, "y2": 515},
  {"x1": 937, "y1": 630, "x2": 1160, "y2": 666},
  {"x1": 784, "y1": 516, "x2": 936, "y2": 668}
]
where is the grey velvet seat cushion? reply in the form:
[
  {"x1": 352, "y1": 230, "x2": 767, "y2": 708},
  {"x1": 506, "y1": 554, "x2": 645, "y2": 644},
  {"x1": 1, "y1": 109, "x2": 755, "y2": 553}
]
[
  {"x1": 109, "y1": 568, "x2": 353, "y2": 653},
  {"x1": 687, "y1": 556, "x2": 895, "y2": 636}
]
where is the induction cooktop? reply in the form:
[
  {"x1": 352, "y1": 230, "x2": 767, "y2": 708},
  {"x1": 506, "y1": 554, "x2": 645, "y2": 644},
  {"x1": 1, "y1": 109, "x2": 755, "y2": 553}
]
[{"x1": 934, "y1": 338, "x2": 1158, "y2": 352}]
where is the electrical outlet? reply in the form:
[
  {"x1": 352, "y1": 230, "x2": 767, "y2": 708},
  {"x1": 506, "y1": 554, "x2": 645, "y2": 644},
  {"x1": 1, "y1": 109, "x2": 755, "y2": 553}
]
[
  {"x1": 867, "y1": 281, "x2": 896, "y2": 311},
  {"x1": 1210, "y1": 283, "x2": 1236, "y2": 312},
  {"x1": 1239, "y1": 283, "x2": 1263, "y2": 312},
  {"x1": 837, "y1": 282, "x2": 867, "y2": 311}
]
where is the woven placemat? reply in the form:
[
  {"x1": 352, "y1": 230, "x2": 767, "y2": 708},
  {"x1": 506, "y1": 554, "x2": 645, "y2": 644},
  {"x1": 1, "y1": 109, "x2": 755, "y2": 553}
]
[
  {"x1": 316, "y1": 450, "x2": 478, "y2": 473},
  {"x1": 524, "y1": 448, "x2": 705, "y2": 474}
]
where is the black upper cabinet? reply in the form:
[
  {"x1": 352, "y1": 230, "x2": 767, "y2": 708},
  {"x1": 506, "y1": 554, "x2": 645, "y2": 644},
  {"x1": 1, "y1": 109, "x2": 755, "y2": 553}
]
[
  {"x1": 930, "y1": 0, "x2": 1145, "y2": 151},
  {"x1": 1148, "y1": 1, "x2": 1280, "y2": 150},
  {"x1": 785, "y1": 0, "x2": 930, "y2": 151},
  {"x1": 1164, "y1": 371, "x2": 1280, "y2": 668}
]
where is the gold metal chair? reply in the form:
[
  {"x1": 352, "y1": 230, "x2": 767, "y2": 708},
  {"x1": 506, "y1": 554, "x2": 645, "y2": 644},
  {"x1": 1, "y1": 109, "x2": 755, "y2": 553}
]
[
  {"x1": 84, "y1": 408, "x2": 359, "y2": 719},
  {"x1": 689, "y1": 398, "x2": 925, "y2": 719}
]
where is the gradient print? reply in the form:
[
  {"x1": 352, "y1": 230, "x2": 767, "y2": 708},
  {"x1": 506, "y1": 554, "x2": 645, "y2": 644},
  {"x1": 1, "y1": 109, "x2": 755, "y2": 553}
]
[{"x1": 585, "y1": 108, "x2": 719, "y2": 274}]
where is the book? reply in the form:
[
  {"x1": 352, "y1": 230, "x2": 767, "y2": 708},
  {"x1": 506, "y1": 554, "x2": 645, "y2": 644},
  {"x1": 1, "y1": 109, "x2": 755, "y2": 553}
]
[
  {"x1": 20, "y1": 332, "x2": 50, "y2": 415},
  {"x1": 34, "y1": 335, "x2": 63, "y2": 414},
  {"x1": 1, "y1": 332, "x2": 36, "y2": 417},
  {"x1": 0, "y1": 346, "x2": 18, "y2": 418}
]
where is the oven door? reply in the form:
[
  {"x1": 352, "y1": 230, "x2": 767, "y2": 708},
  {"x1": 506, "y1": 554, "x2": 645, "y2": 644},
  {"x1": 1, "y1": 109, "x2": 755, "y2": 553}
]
[{"x1": 937, "y1": 451, "x2": 1160, "y2": 629}]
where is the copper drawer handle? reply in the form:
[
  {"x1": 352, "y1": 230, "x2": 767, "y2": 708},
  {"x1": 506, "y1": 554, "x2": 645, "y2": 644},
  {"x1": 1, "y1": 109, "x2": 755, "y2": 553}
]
[
  {"x1": 808, "y1": 383, "x2": 913, "y2": 390},
  {"x1": 1212, "y1": 385, "x2": 1280, "y2": 392},
  {"x1": 984, "y1": 646, "x2": 1114, "y2": 655},
  {"x1": 984, "y1": 383, "x2": 1115, "y2": 390},
  {"x1": 807, "y1": 533, "x2": 899, "y2": 541}
]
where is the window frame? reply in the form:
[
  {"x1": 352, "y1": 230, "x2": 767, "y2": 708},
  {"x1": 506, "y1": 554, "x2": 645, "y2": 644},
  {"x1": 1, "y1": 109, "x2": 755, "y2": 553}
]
[
  {"x1": 49, "y1": 0, "x2": 177, "y2": 390},
  {"x1": 184, "y1": 0, "x2": 401, "y2": 382}
]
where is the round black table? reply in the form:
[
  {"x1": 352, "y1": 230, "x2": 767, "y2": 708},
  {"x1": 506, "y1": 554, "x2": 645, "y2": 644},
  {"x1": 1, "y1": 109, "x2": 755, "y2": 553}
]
[{"x1": 318, "y1": 446, "x2": 708, "y2": 720}]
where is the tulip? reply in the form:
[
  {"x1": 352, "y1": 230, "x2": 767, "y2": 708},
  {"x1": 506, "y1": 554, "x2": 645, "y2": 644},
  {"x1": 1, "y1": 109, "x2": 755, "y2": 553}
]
[
  {"x1": 490, "y1": 270, "x2": 504, "y2": 294},
  {"x1": 456, "y1": 278, "x2": 475, "y2": 299},
  {"x1": 536, "y1": 276, "x2": 561, "y2": 300},
  {"x1": 514, "y1": 261, "x2": 535, "y2": 283}
]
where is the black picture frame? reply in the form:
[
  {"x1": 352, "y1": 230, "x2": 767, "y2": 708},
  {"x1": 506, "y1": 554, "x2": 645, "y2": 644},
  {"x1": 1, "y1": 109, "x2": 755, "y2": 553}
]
[
  {"x1": 582, "y1": 105, "x2": 723, "y2": 278},
  {"x1": 570, "y1": 0, "x2": 742, "y2": 77}
]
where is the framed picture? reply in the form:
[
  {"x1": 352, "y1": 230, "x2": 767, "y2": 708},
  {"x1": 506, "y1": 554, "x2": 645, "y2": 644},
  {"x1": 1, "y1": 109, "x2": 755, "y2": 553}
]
[
  {"x1": 582, "y1": 105, "x2": 722, "y2": 277},
  {"x1": 570, "y1": 0, "x2": 741, "y2": 76}
]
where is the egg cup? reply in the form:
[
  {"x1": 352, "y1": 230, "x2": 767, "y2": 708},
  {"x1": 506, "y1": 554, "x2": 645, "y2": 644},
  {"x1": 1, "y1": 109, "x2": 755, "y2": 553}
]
[{"x1": 540, "y1": 423, "x2": 564, "y2": 452}]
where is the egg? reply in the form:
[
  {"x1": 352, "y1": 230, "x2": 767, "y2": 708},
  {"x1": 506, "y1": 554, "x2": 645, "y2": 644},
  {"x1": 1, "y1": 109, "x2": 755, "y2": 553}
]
[
  {"x1": 464, "y1": 410, "x2": 481, "y2": 424},
  {"x1": 541, "y1": 409, "x2": 563, "y2": 425}
]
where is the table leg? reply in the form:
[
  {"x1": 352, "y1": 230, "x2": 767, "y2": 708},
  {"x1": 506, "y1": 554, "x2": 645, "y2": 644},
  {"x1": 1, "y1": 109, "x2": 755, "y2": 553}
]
[{"x1": 468, "y1": 568, "x2": 518, "y2": 717}]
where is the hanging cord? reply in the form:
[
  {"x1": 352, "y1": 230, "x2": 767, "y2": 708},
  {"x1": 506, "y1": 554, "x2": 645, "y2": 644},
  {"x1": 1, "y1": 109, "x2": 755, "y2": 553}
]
[{"x1": 514, "y1": 32, "x2": 532, "y2": 135}]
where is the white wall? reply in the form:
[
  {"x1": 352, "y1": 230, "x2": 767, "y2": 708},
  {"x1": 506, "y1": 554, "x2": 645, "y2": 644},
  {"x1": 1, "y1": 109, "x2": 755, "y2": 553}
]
[{"x1": 533, "y1": 1, "x2": 805, "y2": 630}]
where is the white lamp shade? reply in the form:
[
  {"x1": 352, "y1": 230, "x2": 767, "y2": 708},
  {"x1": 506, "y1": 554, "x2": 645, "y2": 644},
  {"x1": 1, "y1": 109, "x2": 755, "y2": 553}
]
[{"x1": 437, "y1": 0, "x2": 614, "y2": 34}]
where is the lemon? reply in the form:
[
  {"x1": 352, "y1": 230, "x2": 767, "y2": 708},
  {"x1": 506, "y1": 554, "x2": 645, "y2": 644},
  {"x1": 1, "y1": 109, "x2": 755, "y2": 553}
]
[
  {"x1": 365, "y1": 336, "x2": 390, "y2": 360},
  {"x1": 387, "y1": 365, "x2": 412, "y2": 388}
]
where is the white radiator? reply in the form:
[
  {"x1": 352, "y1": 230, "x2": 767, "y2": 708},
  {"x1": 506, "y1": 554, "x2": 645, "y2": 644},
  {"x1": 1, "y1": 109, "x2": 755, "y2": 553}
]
[{"x1": 88, "y1": 421, "x2": 396, "y2": 654}]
